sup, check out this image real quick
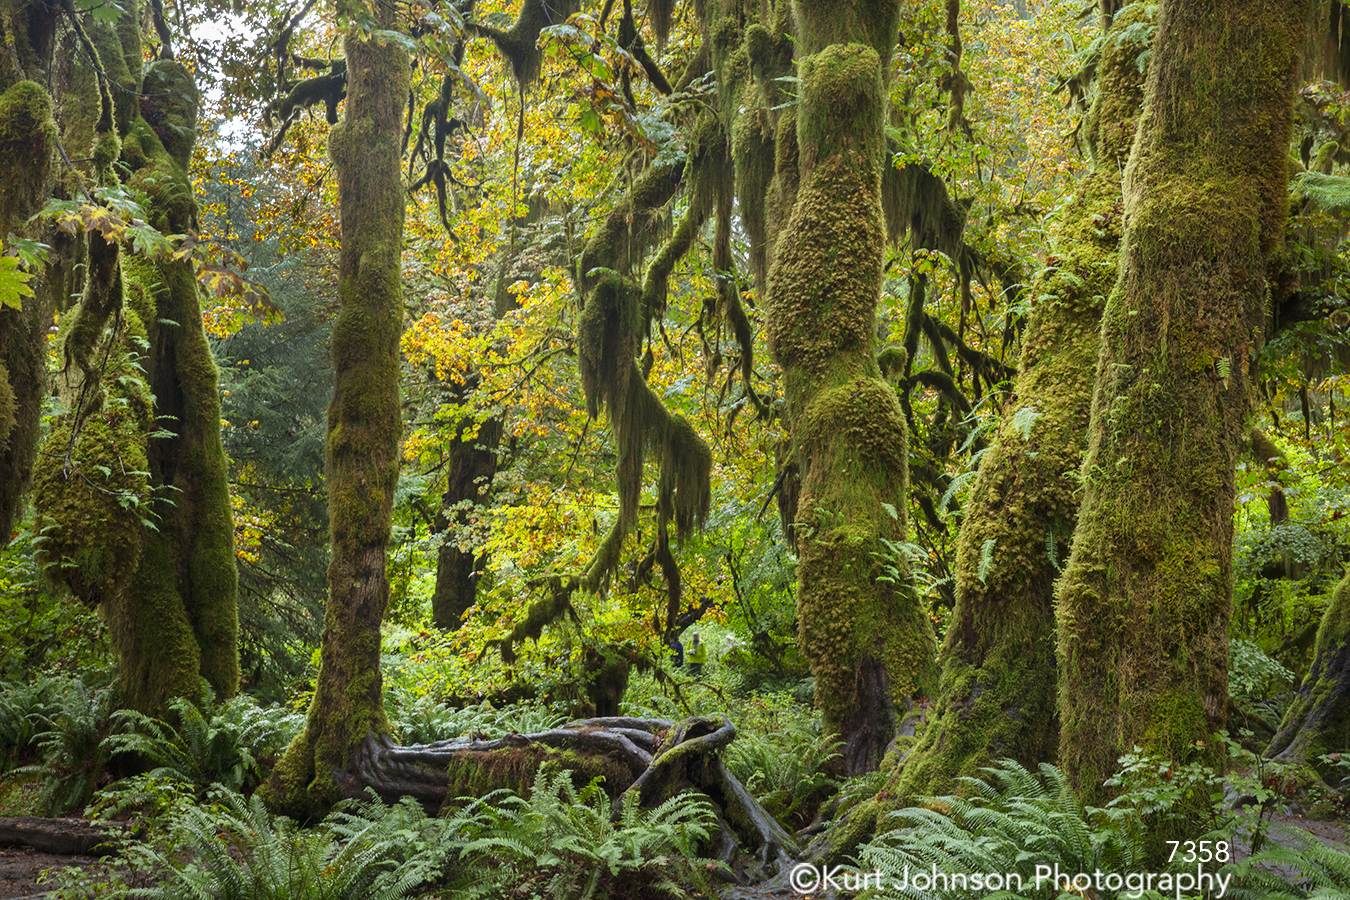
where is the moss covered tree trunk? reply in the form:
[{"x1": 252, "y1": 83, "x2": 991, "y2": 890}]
[
  {"x1": 14, "y1": 1, "x2": 238, "y2": 715},
  {"x1": 113, "y1": 57, "x2": 240, "y2": 712},
  {"x1": 262, "y1": 25, "x2": 409, "y2": 818},
  {"x1": 0, "y1": 2, "x2": 57, "y2": 546},
  {"x1": 1267, "y1": 572, "x2": 1350, "y2": 775},
  {"x1": 764, "y1": 0, "x2": 935, "y2": 774},
  {"x1": 1055, "y1": 0, "x2": 1309, "y2": 800},
  {"x1": 895, "y1": 7, "x2": 1147, "y2": 799}
]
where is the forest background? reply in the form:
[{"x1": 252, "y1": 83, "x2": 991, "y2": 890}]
[{"x1": 0, "y1": 0, "x2": 1348, "y2": 896}]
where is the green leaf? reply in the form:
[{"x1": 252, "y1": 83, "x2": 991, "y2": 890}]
[
  {"x1": 75, "y1": 0, "x2": 125, "y2": 23},
  {"x1": 0, "y1": 256, "x2": 34, "y2": 310},
  {"x1": 578, "y1": 108, "x2": 604, "y2": 136}
]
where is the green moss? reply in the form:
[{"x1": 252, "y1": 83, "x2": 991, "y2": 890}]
[
  {"x1": 32, "y1": 416, "x2": 148, "y2": 607},
  {"x1": 265, "y1": 30, "x2": 408, "y2": 819},
  {"x1": 0, "y1": 78, "x2": 56, "y2": 543},
  {"x1": 1056, "y1": 0, "x2": 1308, "y2": 801},
  {"x1": 762, "y1": 0, "x2": 936, "y2": 768},
  {"x1": 111, "y1": 529, "x2": 206, "y2": 716},
  {"x1": 0, "y1": 361, "x2": 12, "y2": 452},
  {"x1": 1267, "y1": 572, "x2": 1350, "y2": 773}
]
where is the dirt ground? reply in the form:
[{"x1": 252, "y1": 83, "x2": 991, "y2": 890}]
[{"x1": 0, "y1": 845, "x2": 100, "y2": 900}]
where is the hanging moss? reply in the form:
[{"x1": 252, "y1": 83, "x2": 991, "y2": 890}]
[
  {"x1": 567, "y1": 135, "x2": 715, "y2": 595},
  {"x1": 894, "y1": 5, "x2": 1147, "y2": 800},
  {"x1": 261, "y1": 30, "x2": 409, "y2": 820},
  {"x1": 1056, "y1": 0, "x2": 1310, "y2": 802},
  {"x1": 34, "y1": 237, "x2": 151, "y2": 609}
]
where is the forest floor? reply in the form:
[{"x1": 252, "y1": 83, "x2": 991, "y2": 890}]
[
  {"x1": 0, "y1": 813, "x2": 1345, "y2": 899},
  {"x1": 0, "y1": 845, "x2": 101, "y2": 899}
]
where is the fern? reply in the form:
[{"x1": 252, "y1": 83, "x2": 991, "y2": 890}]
[
  {"x1": 861, "y1": 760, "x2": 1149, "y2": 899},
  {"x1": 125, "y1": 788, "x2": 443, "y2": 900},
  {"x1": 727, "y1": 722, "x2": 840, "y2": 829},
  {"x1": 102, "y1": 692, "x2": 301, "y2": 793},
  {"x1": 1224, "y1": 826, "x2": 1350, "y2": 899},
  {"x1": 1294, "y1": 171, "x2": 1350, "y2": 211},
  {"x1": 977, "y1": 538, "x2": 996, "y2": 584},
  {"x1": 460, "y1": 767, "x2": 727, "y2": 899},
  {"x1": 938, "y1": 470, "x2": 980, "y2": 515},
  {"x1": 1012, "y1": 405, "x2": 1041, "y2": 441},
  {"x1": 14, "y1": 679, "x2": 117, "y2": 814}
]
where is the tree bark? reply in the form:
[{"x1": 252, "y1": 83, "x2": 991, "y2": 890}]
[
  {"x1": 0, "y1": 2, "x2": 57, "y2": 546},
  {"x1": 261, "y1": 25, "x2": 409, "y2": 818},
  {"x1": 1055, "y1": 0, "x2": 1310, "y2": 800},
  {"x1": 430, "y1": 415, "x2": 501, "y2": 630},
  {"x1": 896, "y1": 5, "x2": 1146, "y2": 798},
  {"x1": 763, "y1": 0, "x2": 936, "y2": 773},
  {"x1": 0, "y1": 816, "x2": 124, "y2": 856},
  {"x1": 1267, "y1": 572, "x2": 1350, "y2": 775}
]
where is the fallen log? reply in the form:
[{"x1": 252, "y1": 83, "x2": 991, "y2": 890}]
[
  {"x1": 330, "y1": 714, "x2": 799, "y2": 882},
  {"x1": 0, "y1": 816, "x2": 123, "y2": 856}
]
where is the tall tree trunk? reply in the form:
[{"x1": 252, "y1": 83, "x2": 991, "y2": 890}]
[
  {"x1": 1267, "y1": 572, "x2": 1350, "y2": 776},
  {"x1": 1056, "y1": 0, "x2": 1309, "y2": 800},
  {"x1": 23, "y1": 2, "x2": 238, "y2": 715},
  {"x1": 430, "y1": 415, "x2": 501, "y2": 630},
  {"x1": 896, "y1": 6, "x2": 1147, "y2": 798},
  {"x1": 262, "y1": 25, "x2": 409, "y2": 818},
  {"x1": 764, "y1": 0, "x2": 936, "y2": 774},
  {"x1": 0, "y1": 1, "x2": 57, "y2": 546}
]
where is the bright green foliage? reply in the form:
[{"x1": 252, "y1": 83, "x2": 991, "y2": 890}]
[
  {"x1": 862, "y1": 761, "x2": 1150, "y2": 899},
  {"x1": 126, "y1": 790, "x2": 442, "y2": 900},
  {"x1": 1056, "y1": 0, "x2": 1312, "y2": 800},
  {"x1": 103, "y1": 692, "x2": 304, "y2": 794},
  {"x1": 0, "y1": 676, "x2": 78, "y2": 773},
  {"x1": 726, "y1": 711, "x2": 840, "y2": 829},
  {"x1": 460, "y1": 767, "x2": 727, "y2": 899},
  {"x1": 13, "y1": 678, "x2": 117, "y2": 814}
]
